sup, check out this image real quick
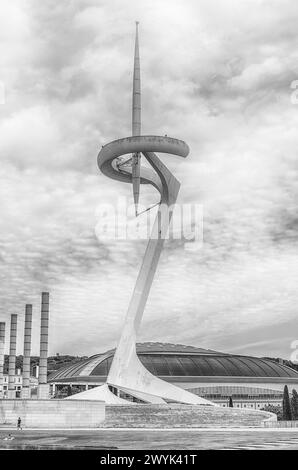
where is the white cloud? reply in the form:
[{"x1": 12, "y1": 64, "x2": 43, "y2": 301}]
[{"x1": 0, "y1": 0, "x2": 297, "y2": 358}]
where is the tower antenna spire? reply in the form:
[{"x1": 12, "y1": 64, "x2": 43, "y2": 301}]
[
  {"x1": 132, "y1": 21, "x2": 141, "y2": 135},
  {"x1": 132, "y1": 21, "x2": 141, "y2": 216}
]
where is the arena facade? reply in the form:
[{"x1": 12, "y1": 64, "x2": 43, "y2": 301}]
[{"x1": 48, "y1": 343, "x2": 298, "y2": 409}]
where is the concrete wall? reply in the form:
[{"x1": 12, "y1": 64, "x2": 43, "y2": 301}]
[
  {"x1": 0, "y1": 399, "x2": 105, "y2": 428},
  {"x1": 101, "y1": 404, "x2": 276, "y2": 428},
  {"x1": 264, "y1": 420, "x2": 298, "y2": 428}
]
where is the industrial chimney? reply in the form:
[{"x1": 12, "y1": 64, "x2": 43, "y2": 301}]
[
  {"x1": 0, "y1": 322, "x2": 5, "y2": 399},
  {"x1": 7, "y1": 314, "x2": 17, "y2": 399},
  {"x1": 22, "y1": 304, "x2": 32, "y2": 399},
  {"x1": 38, "y1": 292, "x2": 50, "y2": 399}
]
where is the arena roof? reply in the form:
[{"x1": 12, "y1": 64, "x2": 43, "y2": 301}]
[{"x1": 49, "y1": 342, "x2": 298, "y2": 382}]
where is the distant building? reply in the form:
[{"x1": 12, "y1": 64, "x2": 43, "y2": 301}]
[
  {"x1": 48, "y1": 342, "x2": 298, "y2": 408},
  {"x1": 2, "y1": 372, "x2": 38, "y2": 398}
]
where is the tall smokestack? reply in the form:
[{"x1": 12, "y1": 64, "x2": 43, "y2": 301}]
[
  {"x1": 7, "y1": 314, "x2": 17, "y2": 399},
  {"x1": 38, "y1": 292, "x2": 50, "y2": 399},
  {"x1": 0, "y1": 322, "x2": 5, "y2": 399},
  {"x1": 22, "y1": 304, "x2": 32, "y2": 399}
]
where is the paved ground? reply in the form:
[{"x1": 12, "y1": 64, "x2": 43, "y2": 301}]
[{"x1": 1, "y1": 428, "x2": 298, "y2": 450}]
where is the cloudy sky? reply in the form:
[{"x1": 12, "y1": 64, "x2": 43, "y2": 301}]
[{"x1": 0, "y1": 0, "x2": 298, "y2": 359}]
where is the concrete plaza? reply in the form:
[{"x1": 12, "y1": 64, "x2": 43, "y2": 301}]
[{"x1": 1, "y1": 428, "x2": 298, "y2": 450}]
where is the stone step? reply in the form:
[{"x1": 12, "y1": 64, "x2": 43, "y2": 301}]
[{"x1": 100, "y1": 404, "x2": 275, "y2": 428}]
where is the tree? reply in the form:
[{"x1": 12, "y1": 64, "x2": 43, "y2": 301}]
[
  {"x1": 261, "y1": 404, "x2": 282, "y2": 421},
  {"x1": 291, "y1": 389, "x2": 298, "y2": 420},
  {"x1": 282, "y1": 385, "x2": 293, "y2": 420},
  {"x1": 228, "y1": 396, "x2": 233, "y2": 407}
]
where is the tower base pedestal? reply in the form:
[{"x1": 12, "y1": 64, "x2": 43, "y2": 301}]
[
  {"x1": 21, "y1": 387, "x2": 31, "y2": 399},
  {"x1": 7, "y1": 389, "x2": 16, "y2": 399},
  {"x1": 38, "y1": 384, "x2": 50, "y2": 399}
]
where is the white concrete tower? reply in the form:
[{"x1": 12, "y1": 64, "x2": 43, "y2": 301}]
[
  {"x1": 22, "y1": 304, "x2": 32, "y2": 399},
  {"x1": 7, "y1": 314, "x2": 17, "y2": 399},
  {"x1": 0, "y1": 322, "x2": 5, "y2": 399},
  {"x1": 38, "y1": 292, "x2": 50, "y2": 399},
  {"x1": 70, "y1": 25, "x2": 214, "y2": 406}
]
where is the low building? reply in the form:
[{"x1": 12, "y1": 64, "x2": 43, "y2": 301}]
[
  {"x1": 48, "y1": 343, "x2": 298, "y2": 408},
  {"x1": 2, "y1": 372, "x2": 38, "y2": 398}
]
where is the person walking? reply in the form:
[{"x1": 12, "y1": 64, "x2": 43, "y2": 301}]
[{"x1": 17, "y1": 417, "x2": 22, "y2": 431}]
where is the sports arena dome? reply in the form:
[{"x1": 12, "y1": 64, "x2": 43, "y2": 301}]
[{"x1": 48, "y1": 342, "x2": 298, "y2": 408}]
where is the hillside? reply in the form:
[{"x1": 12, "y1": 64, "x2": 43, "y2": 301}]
[{"x1": 3, "y1": 354, "x2": 87, "y2": 376}]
